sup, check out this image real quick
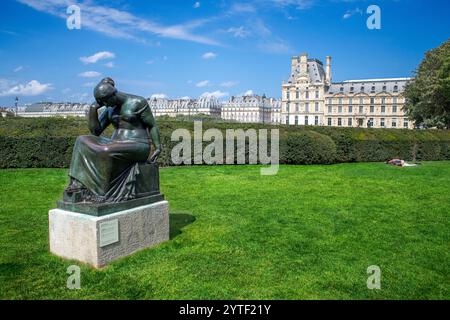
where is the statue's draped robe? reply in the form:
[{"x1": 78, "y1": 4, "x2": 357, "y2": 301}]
[{"x1": 69, "y1": 104, "x2": 151, "y2": 202}]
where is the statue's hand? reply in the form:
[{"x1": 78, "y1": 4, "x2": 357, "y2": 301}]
[{"x1": 149, "y1": 146, "x2": 161, "y2": 163}]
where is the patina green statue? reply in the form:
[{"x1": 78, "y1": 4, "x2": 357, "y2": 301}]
[{"x1": 58, "y1": 78, "x2": 164, "y2": 215}]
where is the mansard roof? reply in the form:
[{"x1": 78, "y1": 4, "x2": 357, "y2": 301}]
[
  {"x1": 286, "y1": 59, "x2": 326, "y2": 84},
  {"x1": 327, "y1": 78, "x2": 411, "y2": 95}
]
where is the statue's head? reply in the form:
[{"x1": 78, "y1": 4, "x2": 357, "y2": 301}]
[
  {"x1": 100, "y1": 77, "x2": 115, "y2": 87},
  {"x1": 94, "y1": 82, "x2": 117, "y2": 106}
]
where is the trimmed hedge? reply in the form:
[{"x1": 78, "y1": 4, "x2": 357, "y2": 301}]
[{"x1": 1, "y1": 117, "x2": 450, "y2": 168}]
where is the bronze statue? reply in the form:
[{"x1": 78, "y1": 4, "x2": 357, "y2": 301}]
[{"x1": 58, "y1": 78, "x2": 164, "y2": 215}]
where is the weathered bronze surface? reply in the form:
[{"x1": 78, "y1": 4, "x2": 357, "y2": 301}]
[{"x1": 58, "y1": 78, "x2": 164, "y2": 214}]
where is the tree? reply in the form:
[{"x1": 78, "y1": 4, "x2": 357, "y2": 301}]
[{"x1": 404, "y1": 39, "x2": 450, "y2": 129}]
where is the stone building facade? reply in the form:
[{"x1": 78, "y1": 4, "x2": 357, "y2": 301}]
[
  {"x1": 221, "y1": 95, "x2": 277, "y2": 124},
  {"x1": 281, "y1": 53, "x2": 413, "y2": 129},
  {"x1": 148, "y1": 96, "x2": 222, "y2": 118}
]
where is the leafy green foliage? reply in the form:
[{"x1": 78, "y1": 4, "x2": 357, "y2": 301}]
[
  {"x1": 0, "y1": 117, "x2": 450, "y2": 168},
  {"x1": 404, "y1": 39, "x2": 450, "y2": 128}
]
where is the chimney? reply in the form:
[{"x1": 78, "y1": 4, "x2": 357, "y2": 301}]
[
  {"x1": 291, "y1": 56, "x2": 299, "y2": 74},
  {"x1": 300, "y1": 53, "x2": 308, "y2": 76},
  {"x1": 326, "y1": 56, "x2": 332, "y2": 83}
]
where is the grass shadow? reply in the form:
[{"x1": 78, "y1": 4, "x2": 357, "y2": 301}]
[{"x1": 169, "y1": 212, "x2": 196, "y2": 239}]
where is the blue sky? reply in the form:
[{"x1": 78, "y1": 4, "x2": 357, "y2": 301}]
[{"x1": 0, "y1": 0, "x2": 449, "y2": 106}]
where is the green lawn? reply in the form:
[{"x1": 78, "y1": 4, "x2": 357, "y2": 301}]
[{"x1": 0, "y1": 162, "x2": 449, "y2": 299}]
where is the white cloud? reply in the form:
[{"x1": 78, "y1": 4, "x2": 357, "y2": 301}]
[
  {"x1": 14, "y1": 66, "x2": 24, "y2": 72},
  {"x1": 200, "y1": 90, "x2": 229, "y2": 99},
  {"x1": 62, "y1": 88, "x2": 71, "y2": 94},
  {"x1": 343, "y1": 8, "x2": 363, "y2": 19},
  {"x1": 83, "y1": 82, "x2": 96, "y2": 87},
  {"x1": 227, "y1": 26, "x2": 249, "y2": 38},
  {"x1": 146, "y1": 59, "x2": 155, "y2": 65},
  {"x1": 271, "y1": 0, "x2": 315, "y2": 10},
  {"x1": 80, "y1": 51, "x2": 115, "y2": 64},
  {"x1": 241, "y1": 90, "x2": 254, "y2": 96},
  {"x1": 179, "y1": 96, "x2": 191, "y2": 100},
  {"x1": 230, "y1": 3, "x2": 256, "y2": 13},
  {"x1": 104, "y1": 61, "x2": 115, "y2": 68},
  {"x1": 196, "y1": 80, "x2": 211, "y2": 87},
  {"x1": 78, "y1": 71, "x2": 102, "y2": 78},
  {"x1": 202, "y1": 52, "x2": 217, "y2": 60},
  {"x1": 151, "y1": 93, "x2": 167, "y2": 99},
  {"x1": 17, "y1": 0, "x2": 219, "y2": 45},
  {"x1": 193, "y1": 2, "x2": 200, "y2": 8},
  {"x1": 0, "y1": 79, "x2": 53, "y2": 97},
  {"x1": 220, "y1": 81, "x2": 239, "y2": 87}
]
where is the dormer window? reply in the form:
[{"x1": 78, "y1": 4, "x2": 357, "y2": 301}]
[
  {"x1": 382, "y1": 86, "x2": 386, "y2": 91},
  {"x1": 394, "y1": 85, "x2": 398, "y2": 92},
  {"x1": 340, "y1": 87, "x2": 344, "y2": 92},
  {"x1": 350, "y1": 87, "x2": 354, "y2": 92},
  {"x1": 371, "y1": 86, "x2": 376, "y2": 93},
  {"x1": 361, "y1": 86, "x2": 365, "y2": 92}
]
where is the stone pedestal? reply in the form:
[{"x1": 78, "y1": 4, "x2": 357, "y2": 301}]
[{"x1": 49, "y1": 201, "x2": 169, "y2": 268}]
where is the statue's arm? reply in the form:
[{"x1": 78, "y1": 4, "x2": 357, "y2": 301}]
[
  {"x1": 89, "y1": 103, "x2": 110, "y2": 136},
  {"x1": 140, "y1": 102, "x2": 161, "y2": 162}
]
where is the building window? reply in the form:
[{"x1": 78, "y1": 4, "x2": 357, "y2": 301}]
[
  {"x1": 286, "y1": 116, "x2": 289, "y2": 125},
  {"x1": 370, "y1": 106, "x2": 374, "y2": 113},
  {"x1": 328, "y1": 98, "x2": 332, "y2": 104},
  {"x1": 404, "y1": 118, "x2": 409, "y2": 128},
  {"x1": 328, "y1": 106, "x2": 332, "y2": 113},
  {"x1": 305, "y1": 116, "x2": 309, "y2": 125},
  {"x1": 393, "y1": 97, "x2": 398, "y2": 104},
  {"x1": 338, "y1": 106, "x2": 342, "y2": 113},
  {"x1": 382, "y1": 97, "x2": 386, "y2": 104},
  {"x1": 315, "y1": 91, "x2": 319, "y2": 98},
  {"x1": 305, "y1": 103, "x2": 309, "y2": 113},
  {"x1": 286, "y1": 92, "x2": 290, "y2": 100},
  {"x1": 295, "y1": 115, "x2": 298, "y2": 125},
  {"x1": 348, "y1": 118, "x2": 352, "y2": 127},
  {"x1": 361, "y1": 86, "x2": 365, "y2": 92},
  {"x1": 382, "y1": 86, "x2": 386, "y2": 91},
  {"x1": 339, "y1": 98, "x2": 343, "y2": 105},
  {"x1": 371, "y1": 86, "x2": 375, "y2": 93},
  {"x1": 315, "y1": 116, "x2": 319, "y2": 125},
  {"x1": 350, "y1": 87, "x2": 354, "y2": 93},
  {"x1": 338, "y1": 118, "x2": 342, "y2": 126},
  {"x1": 340, "y1": 87, "x2": 344, "y2": 93},
  {"x1": 381, "y1": 118, "x2": 385, "y2": 127},
  {"x1": 359, "y1": 106, "x2": 364, "y2": 113},
  {"x1": 368, "y1": 118, "x2": 374, "y2": 128},
  {"x1": 394, "y1": 85, "x2": 398, "y2": 92},
  {"x1": 327, "y1": 118, "x2": 332, "y2": 126},
  {"x1": 295, "y1": 103, "x2": 299, "y2": 112},
  {"x1": 349, "y1": 106, "x2": 353, "y2": 113},
  {"x1": 392, "y1": 118, "x2": 397, "y2": 128},
  {"x1": 315, "y1": 102, "x2": 319, "y2": 112},
  {"x1": 370, "y1": 98, "x2": 375, "y2": 104},
  {"x1": 349, "y1": 98, "x2": 353, "y2": 105},
  {"x1": 359, "y1": 97, "x2": 364, "y2": 105},
  {"x1": 381, "y1": 106, "x2": 385, "y2": 113},
  {"x1": 296, "y1": 90, "x2": 300, "y2": 99},
  {"x1": 393, "y1": 105, "x2": 397, "y2": 113},
  {"x1": 305, "y1": 91, "x2": 309, "y2": 99}
]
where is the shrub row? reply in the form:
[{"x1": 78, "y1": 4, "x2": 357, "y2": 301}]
[{"x1": 1, "y1": 117, "x2": 450, "y2": 168}]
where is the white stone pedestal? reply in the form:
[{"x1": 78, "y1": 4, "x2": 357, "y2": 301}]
[{"x1": 49, "y1": 201, "x2": 169, "y2": 268}]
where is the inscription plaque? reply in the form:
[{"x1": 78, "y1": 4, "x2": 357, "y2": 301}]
[{"x1": 99, "y1": 219, "x2": 119, "y2": 247}]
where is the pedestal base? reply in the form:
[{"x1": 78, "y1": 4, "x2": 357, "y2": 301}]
[{"x1": 49, "y1": 201, "x2": 169, "y2": 268}]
